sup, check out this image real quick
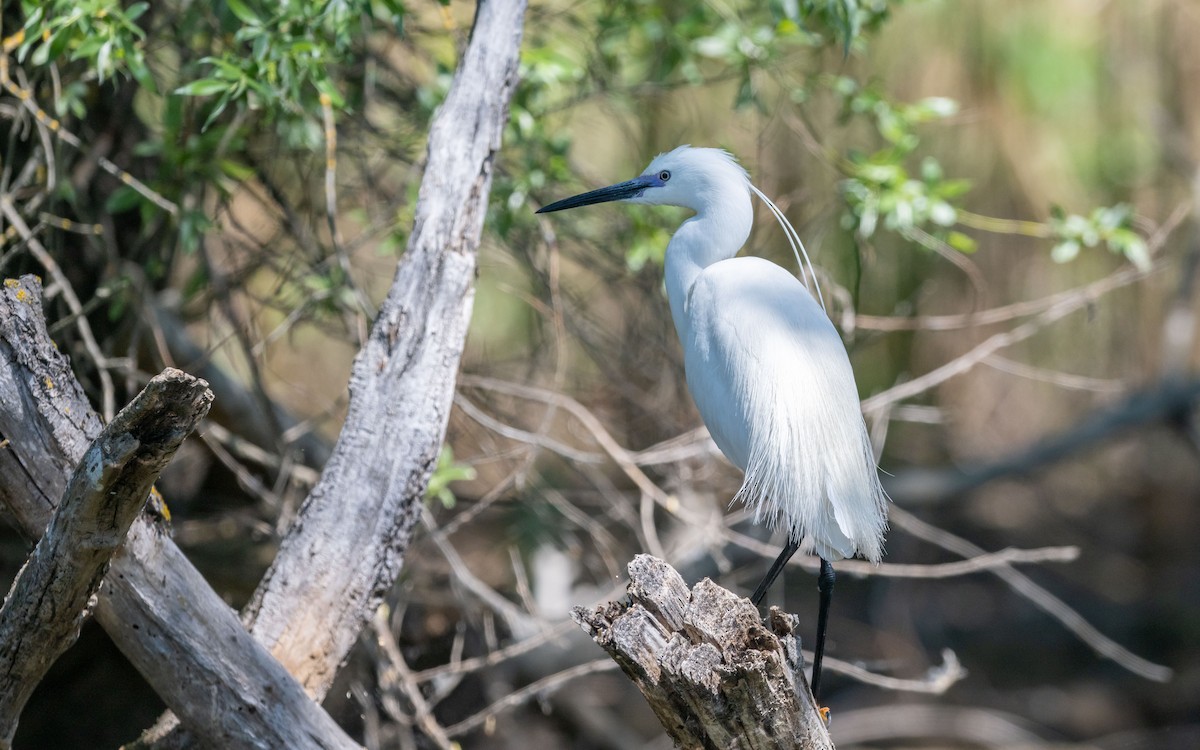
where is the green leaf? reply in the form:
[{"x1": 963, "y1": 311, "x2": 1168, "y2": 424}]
[
  {"x1": 225, "y1": 0, "x2": 262, "y2": 26},
  {"x1": 425, "y1": 445, "x2": 476, "y2": 509},
  {"x1": 203, "y1": 56, "x2": 250, "y2": 79},
  {"x1": 946, "y1": 231, "x2": 977, "y2": 254},
  {"x1": 912, "y1": 96, "x2": 959, "y2": 120},
  {"x1": 105, "y1": 186, "x2": 143, "y2": 214},
  {"x1": 106, "y1": 287, "x2": 129, "y2": 321},
  {"x1": 933, "y1": 179, "x2": 972, "y2": 199},
  {"x1": 127, "y1": 51, "x2": 157, "y2": 93},
  {"x1": 929, "y1": 201, "x2": 957, "y2": 227},
  {"x1": 219, "y1": 159, "x2": 255, "y2": 180},
  {"x1": 179, "y1": 209, "x2": 212, "y2": 254},
  {"x1": 31, "y1": 34, "x2": 54, "y2": 66},
  {"x1": 175, "y1": 78, "x2": 230, "y2": 96},
  {"x1": 734, "y1": 74, "x2": 759, "y2": 111},
  {"x1": 125, "y1": 2, "x2": 150, "y2": 22},
  {"x1": 315, "y1": 77, "x2": 345, "y2": 108},
  {"x1": 920, "y1": 157, "x2": 943, "y2": 183},
  {"x1": 1051, "y1": 240, "x2": 1080, "y2": 264},
  {"x1": 1122, "y1": 237, "x2": 1151, "y2": 271},
  {"x1": 201, "y1": 91, "x2": 234, "y2": 131}
]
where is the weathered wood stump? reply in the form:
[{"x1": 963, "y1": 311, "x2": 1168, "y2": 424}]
[{"x1": 572, "y1": 555, "x2": 834, "y2": 750}]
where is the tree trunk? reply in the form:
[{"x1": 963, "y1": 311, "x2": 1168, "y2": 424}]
[{"x1": 572, "y1": 555, "x2": 835, "y2": 750}]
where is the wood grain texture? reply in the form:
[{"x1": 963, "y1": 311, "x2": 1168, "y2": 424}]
[
  {"x1": 137, "y1": 0, "x2": 530, "y2": 745},
  {"x1": 240, "y1": 0, "x2": 529, "y2": 696},
  {"x1": 0, "y1": 276, "x2": 359, "y2": 750},
  {"x1": 0, "y1": 369, "x2": 211, "y2": 746},
  {"x1": 572, "y1": 555, "x2": 835, "y2": 750}
]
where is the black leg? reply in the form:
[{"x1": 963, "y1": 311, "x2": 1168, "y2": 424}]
[
  {"x1": 810, "y1": 558, "x2": 835, "y2": 701},
  {"x1": 750, "y1": 538, "x2": 801, "y2": 605}
]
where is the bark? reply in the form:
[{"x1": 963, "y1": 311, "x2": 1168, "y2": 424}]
[
  {"x1": 240, "y1": 0, "x2": 528, "y2": 694},
  {"x1": 138, "y1": 0, "x2": 528, "y2": 744},
  {"x1": 572, "y1": 555, "x2": 835, "y2": 750},
  {"x1": 0, "y1": 369, "x2": 210, "y2": 746},
  {"x1": 0, "y1": 276, "x2": 359, "y2": 750}
]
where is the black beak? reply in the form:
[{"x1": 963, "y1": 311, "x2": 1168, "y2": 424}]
[{"x1": 536, "y1": 176, "x2": 655, "y2": 214}]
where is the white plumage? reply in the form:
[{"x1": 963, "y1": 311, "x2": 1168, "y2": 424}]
[
  {"x1": 640, "y1": 146, "x2": 887, "y2": 563},
  {"x1": 537, "y1": 144, "x2": 888, "y2": 702}
]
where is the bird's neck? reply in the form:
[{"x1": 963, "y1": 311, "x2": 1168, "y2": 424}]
[{"x1": 664, "y1": 196, "x2": 752, "y2": 336}]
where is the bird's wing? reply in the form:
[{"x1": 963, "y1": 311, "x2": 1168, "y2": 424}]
[{"x1": 683, "y1": 257, "x2": 887, "y2": 562}]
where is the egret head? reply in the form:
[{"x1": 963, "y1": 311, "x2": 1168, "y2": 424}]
[{"x1": 536, "y1": 145, "x2": 749, "y2": 215}]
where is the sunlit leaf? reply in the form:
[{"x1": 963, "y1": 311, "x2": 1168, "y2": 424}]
[
  {"x1": 175, "y1": 78, "x2": 229, "y2": 96},
  {"x1": 1051, "y1": 240, "x2": 1081, "y2": 263},
  {"x1": 225, "y1": 0, "x2": 261, "y2": 26},
  {"x1": 946, "y1": 231, "x2": 977, "y2": 254}
]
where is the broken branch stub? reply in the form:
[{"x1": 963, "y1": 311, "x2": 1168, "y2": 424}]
[
  {"x1": 0, "y1": 275, "x2": 360, "y2": 749},
  {"x1": 572, "y1": 555, "x2": 834, "y2": 750},
  {"x1": 0, "y1": 369, "x2": 212, "y2": 746}
]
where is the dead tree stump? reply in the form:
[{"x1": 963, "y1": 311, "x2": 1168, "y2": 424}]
[{"x1": 572, "y1": 555, "x2": 834, "y2": 750}]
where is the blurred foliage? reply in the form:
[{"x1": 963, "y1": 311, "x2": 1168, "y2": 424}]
[
  {"x1": 175, "y1": 0, "x2": 404, "y2": 126},
  {"x1": 16, "y1": 0, "x2": 408, "y2": 266},
  {"x1": 18, "y1": 0, "x2": 154, "y2": 88},
  {"x1": 833, "y1": 77, "x2": 973, "y2": 249},
  {"x1": 1049, "y1": 203, "x2": 1150, "y2": 271},
  {"x1": 491, "y1": 0, "x2": 933, "y2": 272},
  {"x1": 12, "y1": 0, "x2": 1153, "y2": 329},
  {"x1": 496, "y1": 0, "x2": 1152, "y2": 283},
  {"x1": 426, "y1": 445, "x2": 477, "y2": 509}
]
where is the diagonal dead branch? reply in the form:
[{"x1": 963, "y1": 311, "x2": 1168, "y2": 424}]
[
  {"x1": 237, "y1": 0, "x2": 530, "y2": 695},
  {"x1": 890, "y1": 506, "x2": 1172, "y2": 682},
  {"x1": 139, "y1": 0, "x2": 532, "y2": 745}
]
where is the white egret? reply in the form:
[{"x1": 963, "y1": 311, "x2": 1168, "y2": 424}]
[{"x1": 537, "y1": 145, "x2": 888, "y2": 702}]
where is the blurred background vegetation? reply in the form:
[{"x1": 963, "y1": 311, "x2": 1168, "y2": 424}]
[{"x1": 1, "y1": 0, "x2": 1197, "y2": 747}]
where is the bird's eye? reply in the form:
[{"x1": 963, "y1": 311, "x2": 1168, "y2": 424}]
[{"x1": 658, "y1": 170, "x2": 671, "y2": 182}]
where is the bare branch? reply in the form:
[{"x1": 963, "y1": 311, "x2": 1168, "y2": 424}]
[
  {"x1": 0, "y1": 369, "x2": 210, "y2": 745},
  {"x1": 443, "y1": 658, "x2": 619, "y2": 738},
  {"x1": 459, "y1": 375, "x2": 703, "y2": 525},
  {"x1": 369, "y1": 606, "x2": 454, "y2": 750},
  {"x1": 823, "y1": 650, "x2": 965, "y2": 694},
  {"x1": 0, "y1": 196, "x2": 116, "y2": 419},
  {"x1": 885, "y1": 377, "x2": 1200, "y2": 507},
  {"x1": 850, "y1": 200, "x2": 1189, "y2": 334},
  {"x1": 891, "y1": 506, "x2": 1172, "y2": 682},
  {"x1": 0, "y1": 276, "x2": 360, "y2": 749},
  {"x1": 0, "y1": 35, "x2": 179, "y2": 216},
  {"x1": 722, "y1": 530, "x2": 1080, "y2": 579},
  {"x1": 138, "y1": 0, "x2": 531, "y2": 742},
  {"x1": 831, "y1": 704, "x2": 1045, "y2": 747}
]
